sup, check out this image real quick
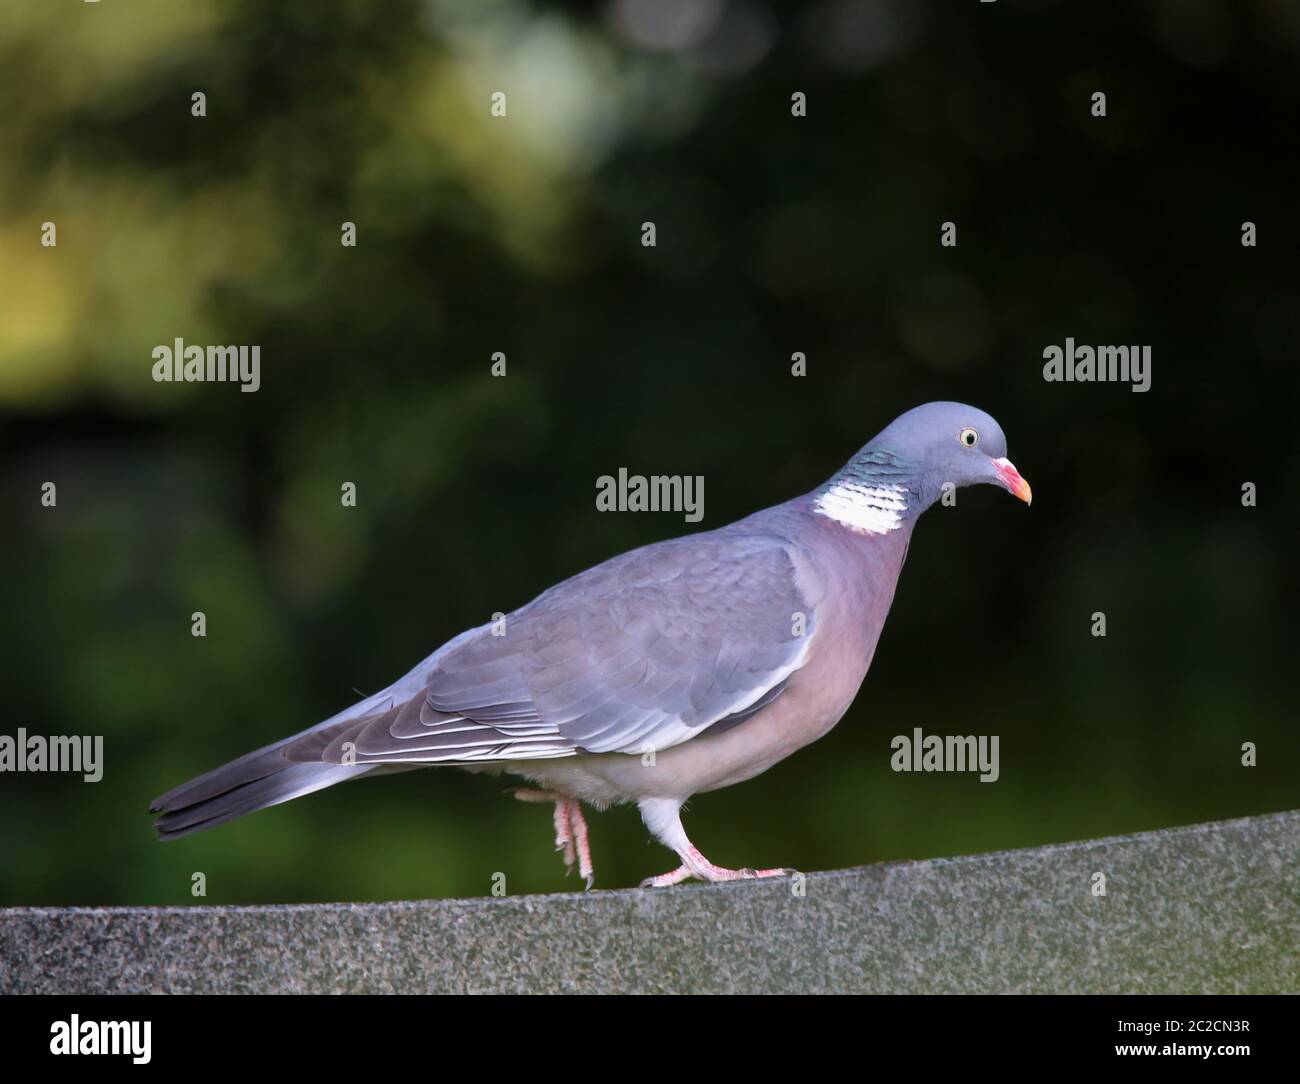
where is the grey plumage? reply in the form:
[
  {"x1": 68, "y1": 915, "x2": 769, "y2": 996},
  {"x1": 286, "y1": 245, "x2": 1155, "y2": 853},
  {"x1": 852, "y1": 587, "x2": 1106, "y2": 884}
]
[
  {"x1": 151, "y1": 401, "x2": 1031, "y2": 885},
  {"x1": 151, "y1": 533, "x2": 816, "y2": 835}
]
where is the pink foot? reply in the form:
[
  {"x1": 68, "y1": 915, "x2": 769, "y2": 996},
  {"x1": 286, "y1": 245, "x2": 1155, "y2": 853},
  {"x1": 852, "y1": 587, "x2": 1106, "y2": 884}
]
[
  {"x1": 551, "y1": 800, "x2": 577, "y2": 869},
  {"x1": 641, "y1": 844, "x2": 791, "y2": 888},
  {"x1": 510, "y1": 787, "x2": 595, "y2": 889},
  {"x1": 568, "y1": 800, "x2": 595, "y2": 890}
]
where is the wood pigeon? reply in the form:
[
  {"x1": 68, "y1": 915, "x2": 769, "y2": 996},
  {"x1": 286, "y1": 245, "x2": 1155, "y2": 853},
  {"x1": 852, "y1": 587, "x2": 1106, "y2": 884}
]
[{"x1": 151, "y1": 401, "x2": 1031, "y2": 888}]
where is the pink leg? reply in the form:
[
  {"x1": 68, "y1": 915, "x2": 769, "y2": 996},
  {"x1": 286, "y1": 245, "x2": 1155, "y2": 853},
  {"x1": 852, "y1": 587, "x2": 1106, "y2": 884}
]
[
  {"x1": 510, "y1": 788, "x2": 594, "y2": 888},
  {"x1": 641, "y1": 844, "x2": 790, "y2": 888},
  {"x1": 682, "y1": 842, "x2": 789, "y2": 881},
  {"x1": 638, "y1": 798, "x2": 791, "y2": 888},
  {"x1": 566, "y1": 800, "x2": 595, "y2": 890},
  {"x1": 551, "y1": 800, "x2": 577, "y2": 869}
]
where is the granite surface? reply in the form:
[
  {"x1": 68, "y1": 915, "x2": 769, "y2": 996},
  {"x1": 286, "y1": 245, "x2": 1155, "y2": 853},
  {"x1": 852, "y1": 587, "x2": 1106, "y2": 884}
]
[{"x1": 3, "y1": 810, "x2": 1297, "y2": 993}]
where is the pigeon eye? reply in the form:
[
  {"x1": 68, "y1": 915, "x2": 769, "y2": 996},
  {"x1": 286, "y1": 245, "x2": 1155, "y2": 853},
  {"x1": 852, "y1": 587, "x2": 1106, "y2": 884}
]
[{"x1": 959, "y1": 427, "x2": 979, "y2": 448}]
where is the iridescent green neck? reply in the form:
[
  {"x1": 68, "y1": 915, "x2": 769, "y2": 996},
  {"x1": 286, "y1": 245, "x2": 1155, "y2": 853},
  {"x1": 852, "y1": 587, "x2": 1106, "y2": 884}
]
[{"x1": 813, "y1": 449, "x2": 922, "y2": 534}]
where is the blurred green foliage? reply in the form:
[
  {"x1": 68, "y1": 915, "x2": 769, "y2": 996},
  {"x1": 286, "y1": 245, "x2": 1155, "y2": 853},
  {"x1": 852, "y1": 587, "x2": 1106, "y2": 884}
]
[{"x1": 1, "y1": 0, "x2": 1297, "y2": 904}]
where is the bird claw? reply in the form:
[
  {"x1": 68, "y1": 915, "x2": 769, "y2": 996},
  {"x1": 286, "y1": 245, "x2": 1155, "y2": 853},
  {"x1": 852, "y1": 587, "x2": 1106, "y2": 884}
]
[
  {"x1": 512, "y1": 788, "x2": 595, "y2": 889},
  {"x1": 553, "y1": 808, "x2": 577, "y2": 870},
  {"x1": 640, "y1": 865, "x2": 694, "y2": 888},
  {"x1": 641, "y1": 855, "x2": 793, "y2": 888}
]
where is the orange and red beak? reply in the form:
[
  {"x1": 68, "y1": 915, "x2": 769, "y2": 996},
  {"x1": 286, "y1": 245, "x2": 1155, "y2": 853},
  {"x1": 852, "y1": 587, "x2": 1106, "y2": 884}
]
[{"x1": 992, "y1": 457, "x2": 1033, "y2": 505}]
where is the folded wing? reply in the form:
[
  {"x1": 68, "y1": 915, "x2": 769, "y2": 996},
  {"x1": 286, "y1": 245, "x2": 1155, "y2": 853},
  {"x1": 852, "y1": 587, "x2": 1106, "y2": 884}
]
[{"x1": 286, "y1": 532, "x2": 821, "y2": 766}]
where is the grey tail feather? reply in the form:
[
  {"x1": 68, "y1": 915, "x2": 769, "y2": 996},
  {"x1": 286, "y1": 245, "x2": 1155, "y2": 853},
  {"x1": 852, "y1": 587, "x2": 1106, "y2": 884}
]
[{"x1": 149, "y1": 726, "x2": 376, "y2": 841}]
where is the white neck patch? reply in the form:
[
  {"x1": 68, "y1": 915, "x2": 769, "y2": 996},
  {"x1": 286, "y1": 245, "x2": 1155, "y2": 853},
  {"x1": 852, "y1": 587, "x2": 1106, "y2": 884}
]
[{"x1": 814, "y1": 481, "x2": 909, "y2": 535}]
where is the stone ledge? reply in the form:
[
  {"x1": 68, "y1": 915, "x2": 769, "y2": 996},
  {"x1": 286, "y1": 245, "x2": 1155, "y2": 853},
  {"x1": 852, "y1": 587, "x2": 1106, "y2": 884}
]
[{"x1": 4, "y1": 810, "x2": 1297, "y2": 993}]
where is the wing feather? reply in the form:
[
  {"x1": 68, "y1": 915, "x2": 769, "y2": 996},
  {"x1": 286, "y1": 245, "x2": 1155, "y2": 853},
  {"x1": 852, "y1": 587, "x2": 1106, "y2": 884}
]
[{"x1": 287, "y1": 530, "x2": 821, "y2": 767}]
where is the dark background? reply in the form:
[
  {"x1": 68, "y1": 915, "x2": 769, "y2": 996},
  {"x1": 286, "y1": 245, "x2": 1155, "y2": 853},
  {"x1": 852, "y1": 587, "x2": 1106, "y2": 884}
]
[{"x1": 1, "y1": 0, "x2": 1296, "y2": 904}]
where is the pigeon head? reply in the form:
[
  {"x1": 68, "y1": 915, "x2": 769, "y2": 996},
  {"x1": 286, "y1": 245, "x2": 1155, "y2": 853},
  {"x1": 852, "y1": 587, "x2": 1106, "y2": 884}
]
[{"x1": 816, "y1": 401, "x2": 1031, "y2": 533}]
